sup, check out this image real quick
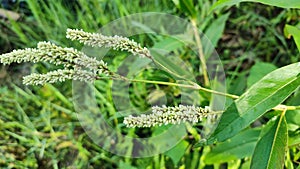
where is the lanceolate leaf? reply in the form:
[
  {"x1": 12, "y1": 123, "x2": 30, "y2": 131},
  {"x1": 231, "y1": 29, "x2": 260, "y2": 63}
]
[
  {"x1": 211, "y1": 0, "x2": 300, "y2": 10},
  {"x1": 206, "y1": 62, "x2": 300, "y2": 144},
  {"x1": 250, "y1": 114, "x2": 288, "y2": 169}
]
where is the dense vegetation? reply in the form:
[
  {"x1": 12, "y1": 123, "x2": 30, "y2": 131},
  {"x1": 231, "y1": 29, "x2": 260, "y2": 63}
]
[{"x1": 0, "y1": 0, "x2": 299, "y2": 168}]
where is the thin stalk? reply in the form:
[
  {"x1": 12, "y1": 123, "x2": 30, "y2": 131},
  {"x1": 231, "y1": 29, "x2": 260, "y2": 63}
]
[
  {"x1": 112, "y1": 74, "x2": 239, "y2": 99},
  {"x1": 106, "y1": 74, "x2": 300, "y2": 111},
  {"x1": 131, "y1": 79, "x2": 239, "y2": 99},
  {"x1": 273, "y1": 104, "x2": 300, "y2": 111},
  {"x1": 286, "y1": 105, "x2": 300, "y2": 110},
  {"x1": 191, "y1": 18, "x2": 210, "y2": 87}
]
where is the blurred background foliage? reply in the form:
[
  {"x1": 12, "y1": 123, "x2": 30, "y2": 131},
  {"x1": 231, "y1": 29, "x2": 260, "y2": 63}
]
[{"x1": 0, "y1": 0, "x2": 299, "y2": 168}]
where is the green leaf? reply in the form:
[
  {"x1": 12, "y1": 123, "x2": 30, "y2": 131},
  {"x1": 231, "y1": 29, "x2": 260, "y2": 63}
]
[
  {"x1": 178, "y1": 0, "x2": 197, "y2": 18},
  {"x1": 286, "y1": 110, "x2": 300, "y2": 127},
  {"x1": 127, "y1": 57, "x2": 152, "y2": 77},
  {"x1": 228, "y1": 72, "x2": 247, "y2": 95},
  {"x1": 207, "y1": 62, "x2": 300, "y2": 144},
  {"x1": 284, "y1": 24, "x2": 300, "y2": 52},
  {"x1": 211, "y1": 0, "x2": 300, "y2": 10},
  {"x1": 164, "y1": 139, "x2": 189, "y2": 166},
  {"x1": 204, "y1": 128, "x2": 260, "y2": 164},
  {"x1": 203, "y1": 13, "x2": 230, "y2": 57},
  {"x1": 247, "y1": 62, "x2": 277, "y2": 88},
  {"x1": 152, "y1": 36, "x2": 185, "y2": 55},
  {"x1": 250, "y1": 114, "x2": 288, "y2": 169},
  {"x1": 288, "y1": 130, "x2": 300, "y2": 146},
  {"x1": 150, "y1": 49, "x2": 194, "y2": 80}
]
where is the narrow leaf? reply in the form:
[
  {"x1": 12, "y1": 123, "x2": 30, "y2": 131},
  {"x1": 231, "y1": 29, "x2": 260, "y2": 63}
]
[
  {"x1": 207, "y1": 62, "x2": 300, "y2": 144},
  {"x1": 250, "y1": 114, "x2": 288, "y2": 169}
]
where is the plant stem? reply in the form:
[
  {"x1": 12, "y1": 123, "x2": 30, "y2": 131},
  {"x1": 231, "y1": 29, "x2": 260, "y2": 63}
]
[
  {"x1": 286, "y1": 105, "x2": 300, "y2": 110},
  {"x1": 108, "y1": 74, "x2": 300, "y2": 111},
  {"x1": 273, "y1": 105, "x2": 300, "y2": 111},
  {"x1": 114, "y1": 75, "x2": 239, "y2": 99},
  {"x1": 191, "y1": 18, "x2": 210, "y2": 87}
]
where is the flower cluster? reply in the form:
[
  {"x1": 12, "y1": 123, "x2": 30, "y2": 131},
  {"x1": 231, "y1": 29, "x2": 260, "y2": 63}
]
[
  {"x1": 0, "y1": 41, "x2": 110, "y2": 85},
  {"x1": 123, "y1": 105, "x2": 212, "y2": 128},
  {"x1": 0, "y1": 28, "x2": 212, "y2": 128},
  {"x1": 23, "y1": 69, "x2": 98, "y2": 86},
  {"x1": 37, "y1": 42, "x2": 110, "y2": 75},
  {"x1": 0, "y1": 29, "x2": 153, "y2": 86},
  {"x1": 66, "y1": 29, "x2": 152, "y2": 59}
]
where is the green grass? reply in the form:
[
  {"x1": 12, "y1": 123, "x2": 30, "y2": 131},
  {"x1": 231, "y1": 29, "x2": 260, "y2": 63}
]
[{"x1": 0, "y1": 0, "x2": 300, "y2": 168}]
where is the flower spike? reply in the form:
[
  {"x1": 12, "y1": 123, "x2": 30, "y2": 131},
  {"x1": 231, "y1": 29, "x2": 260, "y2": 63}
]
[
  {"x1": 66, "y1": 28, "x2": 152, "y2": 59},
  {"x1": 124, "y1": 105, "x2": 212, "y2": 128}
]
